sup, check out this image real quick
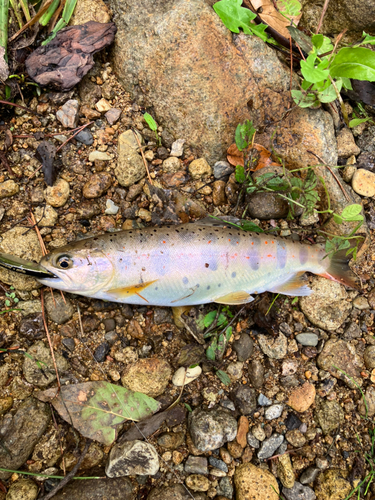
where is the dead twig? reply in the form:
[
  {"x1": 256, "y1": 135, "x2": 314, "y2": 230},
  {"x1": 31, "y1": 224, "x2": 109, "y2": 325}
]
[
  {"x1": 55, "y1": 121, "x2": 94, "y2": 153},
  {"x1": 0, "y1": 100, "x2": 37, "y2": 115},
  {"x1": 316, "y1": 0, "x2": 331, "y2": 34},
  {"x1": 132, "y1": 128, "x2": 153, "y2": 184},
  {"x1": 38, "y1": 439, "x2": 92, "y2": 500},
  {"x1": 307, "y1": 150, "x2": 351, "y2": 202},
  {"x1": 0, "y1": 151, "x2": 18, "y2": 178}
]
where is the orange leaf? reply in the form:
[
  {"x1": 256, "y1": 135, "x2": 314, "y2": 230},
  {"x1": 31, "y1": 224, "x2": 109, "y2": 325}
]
[
  {"x1": 227, "y1": 143, "x2": 244, "y2": 167},
  {"x1": 249, "y1": 0, "x2": 302, "y2": 40},
  {"x1": 227, "y1": 143, "x2": 280, "y2": 171}
]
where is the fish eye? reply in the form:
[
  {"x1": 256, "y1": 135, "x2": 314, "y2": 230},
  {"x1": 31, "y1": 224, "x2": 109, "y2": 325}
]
[{"x1": 57, "y1": 255, "x2": 72, "y2": 269}]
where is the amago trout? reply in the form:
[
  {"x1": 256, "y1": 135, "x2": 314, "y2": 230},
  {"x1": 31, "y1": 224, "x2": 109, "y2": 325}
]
[{"x1": 31, "y1": 224, "x2": 358, "y2": 306}]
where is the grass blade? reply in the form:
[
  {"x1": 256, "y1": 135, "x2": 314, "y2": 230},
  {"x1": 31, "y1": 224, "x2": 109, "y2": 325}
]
[
  {"x1": 9, "y1": 0, "x2": 23, "y2": 29},
  {"x1": 0, "y1": 0, "x2": 9, "y2": 57},
  {"x1": 39, "y1": 0, "x2": 59, "y2": 26},
  {"x1": 19, "y1": 0, "x2": 30, "y2": 22},
  {"x1": 42, "y1": 0, "x2": 77, "y2": 45}
]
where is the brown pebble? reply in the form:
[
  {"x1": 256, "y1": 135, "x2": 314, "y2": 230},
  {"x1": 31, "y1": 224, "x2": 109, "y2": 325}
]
[
  {"x1": 227, "y1": 440, "x2": 243, "y2": 459},
  {"x1": 241, "y1": 446, "x2": 253, "y2": 463},
  {"x1": 288, "y1": 381, "x2": 316, "y2": 412},
  {"x1": 82, "y1": 172, "x2": 112, "y2": 198},
  {"x1": 236, "y1": 416, "x2": 249, "y2": 448},
  {"x1": 127, "y1": 319, "x2": 144, "y2": 339}
]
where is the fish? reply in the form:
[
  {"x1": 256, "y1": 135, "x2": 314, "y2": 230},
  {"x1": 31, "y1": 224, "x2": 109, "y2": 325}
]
[{"x1": 19, "y1": 223, "x2": 358, "y2": 307}]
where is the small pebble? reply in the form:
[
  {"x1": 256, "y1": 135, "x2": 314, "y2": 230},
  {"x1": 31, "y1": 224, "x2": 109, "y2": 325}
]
[
  {"x1": 170, "y1": 139, "x2": 185, "y2": 157},
  {"x1": 295, "y1": 333, "x2": 319, "y2": 347},
  {"x1": 185, "y1": 456, "x2": 208, "y2": 475},
  {"x1": 258, "y1": 394, "x2": 272, "y2": 406},
  {"x1": 246, "y1": 432, "x2": 260, "y2": 449},
  {"x1": 94, "y1": 342, "x2": 110, "y2": 362},
  {"x1": 265, "y1": 404, "x2": 283, "y2": 420},
  {"x1": 56, "y1": 99, "x2": 79, "y2": 128},
  {"x1": 257, "y1": 434, "x2": 284, "y2": 460},
  {"x1": 208, "y1": 456, "x2": 228, "y2": 472},
  {"x1": 89, "y1": 151, "x2": 112, "y2": 162},
  {"x1": 214, "y1": 160, "x2": 233, "y2": 179},
  {"x1": 105, "y1": 199, "x2": 120, "y2": 215},
  {"x1": 0, "y1": 180, "x2": 19, "y2": 198},
  {"x1": 62, "y1": 338, "x2": 75, "y2": 352},
  {"x1": 75, "y1": 129, "x2": 94, "y2": 145},
  {"x1": 352, "y1": 168, "x2": 375, "y2": 197},
  {"x1": 172, "y1": 365, "x2": 202, "y2": 386},
  {"x1": 189, "y1": 158, "x2": 212, "y2": 180},
  {"x1": 105, "y1": 108, "x2": 122, "y2": 125},
  {"x1": 353, "y1": 296, "x2": 370, "y2": 310},
  {"x1": 95, "y1": 98, "x2": 111, "y2": 112}
]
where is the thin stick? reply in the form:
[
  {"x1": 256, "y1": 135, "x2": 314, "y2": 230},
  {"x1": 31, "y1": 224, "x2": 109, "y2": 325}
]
[
  {"x1": 316, "y1": 0, "x2": 331, "y2": 34},
  {"x1": 38, "y1": 439, "x2": 92, "y2": 500},
  {"x1": 0, "y1": 100, "x2": 36, "y2": 115},
  {"x1": 55, "y1": 121, "x2": 93, "y2": 153},
  {"x1": 28, "y1": 212, "x2": 47, "y2": 255},
  {"x1": 132, "y1": 129, "x2": 153, "y2": 184},
  {"x1": 289, "y1": 35, "x2": 293, "y2": 94},
  {"x1": 307, "y1": 150, "x2": 350, "y2": 201},
  {"x1": 0, "y1": 150, "x2": 17, "y2": 177}
]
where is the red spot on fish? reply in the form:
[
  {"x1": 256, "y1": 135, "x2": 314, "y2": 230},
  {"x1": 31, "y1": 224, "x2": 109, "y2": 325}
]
[
  {"x1": 265, "y1": 241, "x2": 268, "y2": 244},
  {"x1": 271, "y1": 241, "x2": 274, "y2": 244},
  {"x1": 228, "y1": 239, "x2": 231, "y2": 242},
  {"x1": 251, "y1": 242, "x2": 254, "y2": 245},
  {"x1": 208, "y1": 240, "x2": 212, "y2": 244},
  {"x1": 267, "y1": 254, "x2": 272, "y2": 258},
  {"x1": 163, "y1": 240, "x2": 166, "y2": 244}
]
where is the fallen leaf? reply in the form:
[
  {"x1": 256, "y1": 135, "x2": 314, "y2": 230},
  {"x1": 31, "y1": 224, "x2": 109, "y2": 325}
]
[
  {"x1": 227, "y1": 143, "x2": 280, "y2": 170},
  {"x1": 121, "y1": 410, "x2": 170, "y2": 441},
  {"x1": 25, "y1": 21, "x2": 117, "y2": 91},
  {"x1": 37, "y1": 381, "x2": 161, "y2": 445},
  {"x1": 249, "y1": 0, "x2": 302, "y2": 40},
  {"x1": 35, "y1": 141, "x2": 57, "y2": 186}
]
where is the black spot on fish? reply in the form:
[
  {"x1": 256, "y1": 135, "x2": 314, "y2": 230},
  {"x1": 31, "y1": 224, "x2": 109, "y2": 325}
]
[
  {"x1": 232, "y1": 272, "x2": 236, "y2": 278},
  {"x1": 207, "y1": 285, "x2": 211, "y2": 290},
  {"x1": 182, "y1": 277, "x2": 189, "y2": 285},
  {"x1": 154, "y1": 287, "x2": 158, "y2": 290},
  {"x1": 248, "y1": 237, "x2": 260, "y2": 271},
  {"x1": 277, "y1": 240, "x2": 287, "y2": 269},
  {"x1": 205, "y1": 263, "x2": 209, "y2": 268}
]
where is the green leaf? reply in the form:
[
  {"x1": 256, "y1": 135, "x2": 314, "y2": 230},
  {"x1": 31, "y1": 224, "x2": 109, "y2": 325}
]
[
  {"x1": 317, "y1": 82, "x2": 340, "y2": 103},
  {"x1": 330, "y1": 47, "x2": 375, "y2": 82},
  {"x1": 225, "y1": 326, "x2": 233, "y2": 341},
  {"x1": 341, "y1": 204, "x2": 363, "y2": 220},
  {"x1": 313, "y1": 34, "x2": 333, "y2": 55},
  {"x1": 291, "y1": 90, "x2": 318, "y2": 108},
  {"x1": 240, "y1": 220, "x2": 264, "y2": 233},
  {"x1": 287, "y1": 26, "x2": 313, "y2": 54},
  {"x1": 249, "y1": 23, "x2": 270, "y2": 42},
  {"x1": 276, "y1": 0, "x2": 301, "y2": 17},
  {"x1": 235, "y1": 165, "x2": 246, "y2": 183},
  {"x1": 361, "y1": 32, "x2": 375, "y2": 46},
  {"x1": 206, "y1": 338, "x2": 217, "y2": 361},
  {"x1": 216, "y1": 370, "x2": 231, "y2": 385},
  {"x1": 144, "y1": 112, "x2": 157, "y2": 131},
  {"x1": 333, "y1": 214, "x2": 344, "y2": 224},
  {"x1": 235, "y1": 120, "x2": 255, "y2": 151},
  {"x1": 300, "y1": 54, "x2": 329, "y2": 83},
  {"x1": 184, "y1": 403, "x2": 193, "y2": 412},
  {"x1": 349, "y1": 117, "x2": 371, "y2": 128},
  {"x1": 213, "y1": 0, "x2": 256, "y2": 35},
  {"x1": 217, "y1": 313, "x2": 228, "y2": 327},
  {"x1": 340, "y1": 77, "x2": 353, "y2": 90},
  {"x1": 37, "y1": 382, "x2": 161, "y2": 445},
  {"x1": 203, "y1": 310, "x2": 218, "y2": 328},
  {"x1": 311, "y1": 34, "x2": 324, "y2": 50},
  {"x1": 291, "y1": 297, "x2": 298, "y2": 305}
]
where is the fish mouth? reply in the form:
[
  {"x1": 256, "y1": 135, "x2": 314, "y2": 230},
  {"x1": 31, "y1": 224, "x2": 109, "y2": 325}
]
[{"x1": 0, "y1": 253, "x2": 59, "y2": 279}]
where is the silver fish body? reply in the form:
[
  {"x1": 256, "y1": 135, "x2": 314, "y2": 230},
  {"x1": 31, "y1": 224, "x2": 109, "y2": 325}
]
[{"x1": 37, "y1": 224, "x2": 357, "y2": 306}]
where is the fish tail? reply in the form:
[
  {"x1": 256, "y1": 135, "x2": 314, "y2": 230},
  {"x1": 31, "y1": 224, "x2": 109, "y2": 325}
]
[{"x1": 319, "y1": 248, "x2": 360, "y2": 289}]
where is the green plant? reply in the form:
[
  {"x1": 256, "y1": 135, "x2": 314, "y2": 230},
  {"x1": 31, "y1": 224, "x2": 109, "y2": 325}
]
[
  {"x1": 213, "y1": 1, "x2": 375, "y2": 121},
  {"x1": 144, "y1": 112, "x2": 161, "y2": 146},
  {"x1": 41, "y1": 0, "x2": 78, "y2": 45},
  {"x1": 4, "y1": 287, "x2": 19, "y2": 307},
  {"x1": 349, "y1": 102, "x2": 375, "y2": 129}
]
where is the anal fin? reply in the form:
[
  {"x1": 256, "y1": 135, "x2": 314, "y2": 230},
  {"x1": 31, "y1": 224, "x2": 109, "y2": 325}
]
[
  {"x1": 214, "y1": 291, "x2": 254, "y2": 305},
  {"x1": 107, "y1": 280, "x2": 158, "y2": 302},
  {"x1": 269, "y1": 272, "x2": 312, "y2": 296}
]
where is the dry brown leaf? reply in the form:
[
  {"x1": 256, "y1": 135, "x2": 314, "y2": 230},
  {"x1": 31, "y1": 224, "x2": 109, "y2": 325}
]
[
  {"x1": 227, "y1": 143, "x2": 280, "y2": 171},
  {"x1": 249, "y1": 0, "x2": 301, "y2": 40}
]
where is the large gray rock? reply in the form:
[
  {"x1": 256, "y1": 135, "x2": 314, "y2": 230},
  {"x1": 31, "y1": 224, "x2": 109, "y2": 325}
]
[
  {"x1": 111, "y1": 0, "x2": 293, "y2": 163},
  {"x1": 52, "y1": 477, "x2": 136, "y2": 500},
  {"x1": 106, "y1": 439, "x2": 159, "y2": 477},
  {"x1": 0, "y1": 397, "x2": 50, "y2": 479}
]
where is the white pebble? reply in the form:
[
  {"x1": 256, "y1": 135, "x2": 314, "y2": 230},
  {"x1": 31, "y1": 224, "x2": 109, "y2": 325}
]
[
  {"x1": 172, "y1": 366, "x2": 202, "y2": 386},
  {"x1": 105, "y1": 199, "x2": 119, "y2": 215}
]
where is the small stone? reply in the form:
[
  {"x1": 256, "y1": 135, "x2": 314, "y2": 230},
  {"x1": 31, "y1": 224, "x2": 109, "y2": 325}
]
[
  {"x1": 0, "y1": 180, "x2": 19, "y2": 198},
  {"x1": 116, "y1": 130, "x2": 146, "y2": 187},
  {"x1": 285, "y1": 412, "x2": 302, "y2": 430},
  {"x1": 121, "y1": 358, "x2": 172, "y2": 397},
  {"x1": 44, "y1": 293, "x2": 74, "y2": 324},
  {"x1": 277, "y1": 453, "x2": 295, "y2": 489},
  {"x1": 105, "y1": 199, "x2": 120, "y2": 215},
  {"x1": 299, "y1": 211, "x2": 319, "y2": 226},
  {"x1": 258, "y1": 332, "x2": 287, "y2": 359},
  {"x1": 233, "y1": 333, "x2": 254, "y2": 362},
  {"x1": 75, "y1": 129, "x2": 94, "y2": 145},
  {"x1": 343, "y1": 322, "x2": 362, "y2": 339},
  {"x1": 94, "y1": 342, "x2": 110, "y2": 362},
  {"x1": 220, "y1": 399, "x2": 236, "y2": 412},
  {"x1": 209, "y1": 456, "x2": 228, "y2": 472},
  {"x1": 364, "y1": 346, "x2": 375, "y2": 370},
  {"x1": 44, "y1": 178, "x2": 70, "y2": 207},
  {"x1": 23, "y1": 341, "x2": 69, "y2": 387},
  {"x1": 34, "y1": 205, "x2": 58, "y2": 227},
  {"x1": 282, "y1": 482, "x2": 316, "y2": 500},
  {"x1": 226, "y1": 361, "x2": 243, "y2": 381},
  {"x1": 248, "y1": 359, "x2": 264, "y2": 388},
  {"x1": 227, "y1": 440, "x2": 243, "y2": 459},
  {"x1": 236, "y1": 416, "x2": 249, "y2": 448},
  {"x1": 185, "y1": 456, "x2": 208, "y2": 474},
  {"x1": 353, "y1": 296, "x2": 370, "y2": 310},
  {"x1": 257, "y1": 434, "x2": 284, "y2": 460},
  {"x1": 157, "y1": 432, "x2": 185, "y2": 450},
  {"x1": 352, "y1": 168, "x2": 375, "y2": 197},
  {"x1": 163, "y1": 156, "x2": 181, "y2": 173},
  {"x1": 233, "y1": 386, "x2": 257, "y2": 415},
  {"x1": 217, "y1": 477, "x2": 233, "y2": 499},
  {"x1": 247, "y1": 432, "x2": 260, "y2": 449},
  {"x1": 295, "y1": 333, "x2": 319, "y2": 347},
  {"x1": 105, "y1": 108, "x2": 122, "y2": 125},
  {"x1": 234, "y1": 463, "x2": 279, "y2": 500},
  {"x1": 0, "y1": 396, "x2": 13, "y2": 415},
  {"x1": 214, "y1": 161, "x2": 233, "y2": 179},
  {"x1": 212, "y1": 180, "x2": 227, "y2": 206},
  {"x1": 288, "y1": 382, "x2": 316, "y2": 413},
  {"x1": 6, "y1": 478, "x2": 38, "y2": 500},
  {"x1": 170, "y1": 139, "x2": 185, "y2": 157},
  {"x1": 258, "y1": 394, "x2": 272, "y2": 406},
  {"x1": 82, "y1": 172, "x2": 112, "y2": 198},
  {"x1": 95, "y1": 98, "x2": 111, "y2": 112},
  {"x1": 189, "y1": 158, "x2": 212, "y2": 180},
  {"x1": 19, "y1": 313, "x2": 44, "y2": 341},
  {"x1": 285, "y1": 429, "x2": 306, "y2": 447},
  {"x1": 185, "y1": 475, "x2": 210, "y2": 492},
  {"x1": 189, "y1": 407, "x2": 237, "y2": 452},
  {"x1": 106, "y1": 440, "x2": 159, "y2": 476},
  {"x1": 56, "y1": 99, "x2": 79, "y2": 128},
  {"x1": 265, "y1": 404, "x2": 283, "y2": 420},
  {"x1": 300, "y1": 467, "x2": 320, "y2": 485},
  {"x1": 337, "y1": 128, "x2": 360, "y2": 158},
  {"x1": 62, "y1": 338, "x2": 75, "y2": 352},
  {"x1": 251, "y1": 424, "x2": 266, "y2": 442},
  {"x1": 315, "y1": 398, "x2": 344, "y2": 435},
  {"x1": 342, "y1": 164, "x2": 357, "y2": 183},
  {"x1": 88, "y1": 151, "x2": 112, "y2": 162},
  {"x1": 317, "y1": 339, "x2": 363, "y2": 388},
  {"x1": 314, "y1": 470, "x2": 351, "y2": 500},
  {"x1": 282, "y1": 360, "x2": 299, "y2": 376}
]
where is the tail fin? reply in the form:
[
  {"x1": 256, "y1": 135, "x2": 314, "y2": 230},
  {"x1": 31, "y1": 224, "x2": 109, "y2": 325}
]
[{"x1": 319, "y1": 248, "x2": 360, "y2": 289}]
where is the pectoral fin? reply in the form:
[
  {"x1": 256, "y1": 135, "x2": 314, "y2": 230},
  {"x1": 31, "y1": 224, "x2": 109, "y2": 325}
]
[
  {"x1": 269, "y1": 273, "x2": 312, "y2": 296},
  {"x1": 107, "y1": 280, "x2": 158, "y2": 302},
  {"x1": 213, "y1": 291, "x2": 254, "y2": 305}
]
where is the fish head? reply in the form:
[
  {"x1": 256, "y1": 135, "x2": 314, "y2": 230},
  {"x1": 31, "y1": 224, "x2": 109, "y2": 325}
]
[{"x1": 38, "y1": 244, "x2": 115, "y2": 294}]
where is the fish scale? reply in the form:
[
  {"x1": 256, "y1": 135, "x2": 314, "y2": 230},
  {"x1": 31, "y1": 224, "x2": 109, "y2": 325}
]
[{"x1": 34, "y1": 224, "x2": 359, "y2": 306}]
